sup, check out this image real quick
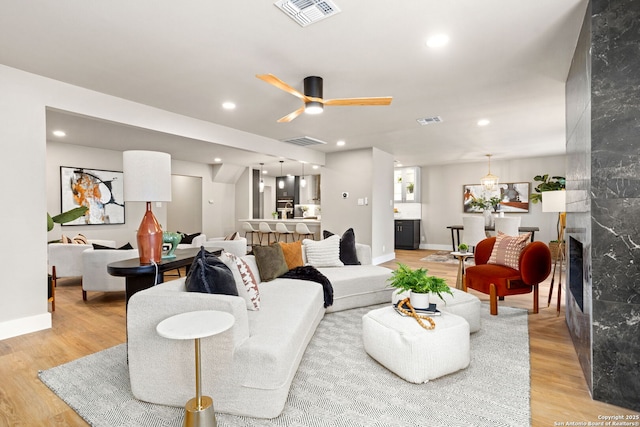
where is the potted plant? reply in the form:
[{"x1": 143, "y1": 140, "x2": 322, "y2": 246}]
[
  {"x1": 530, "y1": 174, "x2": 566, "y2": 204},
  {"x1": 458, "y1": 243, "x2": 469, "y2": 254},
  {"x1": 388, "y1": 263, "x2": 453, "y2": 308},
  {"x1": 271, "y1": 211, "x2": 278, "y2": 219},
  {"x1": 406, "y1": 182, "x2": 414, "y2": 194}
]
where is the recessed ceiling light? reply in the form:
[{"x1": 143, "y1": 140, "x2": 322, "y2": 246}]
[
  {"x1": 53, "y1": 130, "x2": 66, "y2": 137},
  {"x1": 214, "y1": 157, "x2": 222, "y2": 162},
  {"x1": 222, "y1": 102, "x2": 236, "y2": 110},
  {"x1": 312, "y1": 165, "x2": 319, "y2": 170},
  {"x1": 397, "y1": 163, "x2": 403, "y2": 167},
  {"x1": 336, "y1": 140, "x2": 346, "y2": 146},
  {"x1": 477, "y1": 119, "x2": 490, "y2": 126},
  {"x1": 426, "y1": 34, "x2": 449, "y2": 48}
]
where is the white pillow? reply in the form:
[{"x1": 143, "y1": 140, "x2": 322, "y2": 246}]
[
  {"x1": 219, "y1": 251, "x2": 260, "y2": 310},
  {"x1": 303, "y1": 235, "x2": 344, "y2": 268}
]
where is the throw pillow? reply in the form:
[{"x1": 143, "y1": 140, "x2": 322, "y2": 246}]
[
  {"x1": 279, "y1": 240, "x2": 304, "y2": 270},
  {"x1": 185, "y1": 247, "x2": 238, "y2": 295},
  {"x1": 179, "y1": 232, "x2": 201, "y2": 244},
  {"x1": 219, "y1": 251, "x2": 260, "y2": 310},
  {"x1": 252, "y1": 244, "x2": 289, "y2": 282},
  {"x1": 92, "y1": 242, "x2": 133, "y2": 250},
  {"x1": 73, "y1": 234, "x2": 88, "y2": 244},
  {"x1": 488, "y1": 232, "x2": 532, "y2": 270},
  {"x1": 303, "y1": 235, "x2": 344, "y2": 268},
  {"x1": 323, "y1": 228, "x2": 360, "y2": 265},
  {"x1": 224, "y1": 231, "x2": 239, "y2": 241}
]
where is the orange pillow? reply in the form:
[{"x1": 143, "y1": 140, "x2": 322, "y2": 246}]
[
  {"x1": 487, "y1": 232, "x2": 531, "y2": 270},
  {"x1": 279, "y1": 240, "x2": 304, "y2": 270}
]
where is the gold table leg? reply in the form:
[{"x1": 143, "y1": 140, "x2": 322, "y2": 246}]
[{"x1": 183, "y1": 338, "x2": 217, "y2": 427}]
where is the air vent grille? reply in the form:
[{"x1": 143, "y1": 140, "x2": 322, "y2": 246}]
[
  {"x1": 282, "y1": 136, "x2": 328, "y2": 146},
  {"x1": 274, "y1": 0, "x2": 341, "y2": 27},
  {"x1": 416, "y1": 116, "x2": 443, "y2": 126}
]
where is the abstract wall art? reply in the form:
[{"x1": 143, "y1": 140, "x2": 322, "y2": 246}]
[
  {"x1": 462, "y1": 182, "x2": 530, "y2": 213},
  {"x1": 60, "y1": 166, "x2": 125, "y2": 225}
]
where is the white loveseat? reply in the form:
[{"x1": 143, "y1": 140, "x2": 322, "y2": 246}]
[{"x1": 127, "y1": 243, "x2": 393, "y2": 418}]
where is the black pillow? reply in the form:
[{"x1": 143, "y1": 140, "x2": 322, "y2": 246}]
[
  {"x1": 323, "y1": 228, "x2": 360, "y2": 265},
  {"x1": 92, "y1": 242, "x2": 134, "y2": 250},
  {"x1": 178, "y1": 232, "x2": 201, "y2": 244},
  {"x1": 185, "y1": 247, "x2": 238, "y2": 295}
]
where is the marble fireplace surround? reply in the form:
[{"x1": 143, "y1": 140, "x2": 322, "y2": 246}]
[{"x1": 564, "y1": 0, "x2": 640, "y2": 412}]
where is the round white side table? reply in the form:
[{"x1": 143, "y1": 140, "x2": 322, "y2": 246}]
[
  {"x1": 450, "y1": 251, "x2": 474, "y2": 290},
  {"x1": 157, "y1": 310, "x2": 235, "y2": 427}
]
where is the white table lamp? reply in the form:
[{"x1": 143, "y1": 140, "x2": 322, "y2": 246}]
[{"x1": 123, "y1": 150, "x2": 172, "y2": 264}]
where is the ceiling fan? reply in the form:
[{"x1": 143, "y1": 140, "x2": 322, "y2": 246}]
[{"x1": 256, "y1": 74, "x2": 392, "y2": 123}]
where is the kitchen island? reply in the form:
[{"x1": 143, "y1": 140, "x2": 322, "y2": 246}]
[{"x1": 239, "y1": 218, "x2": 321, "y2": 242}]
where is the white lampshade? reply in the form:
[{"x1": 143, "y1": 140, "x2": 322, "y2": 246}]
[
  {"x1": 123, "y1": 150, "x2": 172, "y2": 202},
  {"x1": 542, "y1": 190, "x2": 566, "y2": 213}
]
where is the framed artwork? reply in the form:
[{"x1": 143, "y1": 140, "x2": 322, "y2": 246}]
[
  {"x1": 462, "y1": 182, "x2": 530, "y2": 213},
  {"x1": 60, "y1": 166, "x2": 125, "y2": 225}
]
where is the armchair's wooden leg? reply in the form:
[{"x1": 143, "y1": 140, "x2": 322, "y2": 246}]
[
  {"x1": 533, "y1": 284, "x2": 539, "y2": 314},
  {"x1": 82, "y1": 290, "x2": 87, "y2": 301},
  {"x1": 489, "y1": 283, "x2": 498, "y2": 315}
]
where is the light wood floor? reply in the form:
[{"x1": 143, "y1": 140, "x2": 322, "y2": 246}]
[{"x1": 1, "y1": 249, "x2": 637, "y2": 426}]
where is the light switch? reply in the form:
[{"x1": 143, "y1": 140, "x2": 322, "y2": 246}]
[{"x1": 357, "y1": 198, "x2": 364, "y2": 206}]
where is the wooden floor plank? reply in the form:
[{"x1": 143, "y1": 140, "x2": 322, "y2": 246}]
[{"x1": 0, "y1": 250, "x2": 636, "y2": 426}]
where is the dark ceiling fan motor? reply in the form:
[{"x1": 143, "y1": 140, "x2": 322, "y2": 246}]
[{"x1": 304, "y1": 76, "x2": 323, "y2": 113}]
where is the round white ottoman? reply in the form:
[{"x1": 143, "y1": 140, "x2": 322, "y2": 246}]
[
  {"x1": 392, "y1": 288, "x2": 482, "y2": 333},
  {"x1": 362, "y1": 306, "x2": 470, "y2": 384}
]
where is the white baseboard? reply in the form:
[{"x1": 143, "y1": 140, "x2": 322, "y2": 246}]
[
  {"x1": 0, "y1": 312, "x2": 51, "y2": 341},
  {"x1": 372, "y1": 252, "x2": 396, "y2": 265},
  {"x1": 419, "y1": 243, "x2": 454, "y2": 251}
]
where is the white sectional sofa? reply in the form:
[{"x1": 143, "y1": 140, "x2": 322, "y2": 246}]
[{"x1": 127, "y1": 243, "x2": 393, "y2": 419}]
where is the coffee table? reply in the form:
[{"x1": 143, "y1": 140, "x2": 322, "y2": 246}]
[{"x1": 157, "y1": 310, "x2": 235, "y2": 427}]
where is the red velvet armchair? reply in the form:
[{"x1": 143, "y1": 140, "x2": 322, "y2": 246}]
[{"x1": 463, "y1": 236, "x2": 551, "y2": 315}]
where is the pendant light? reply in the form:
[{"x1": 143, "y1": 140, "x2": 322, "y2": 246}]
[
  {"x1": 259, "y1": 163, "x2": 264, "y2": 193},
  {"x1": 278, "y1": 161, "x2": 284, "y2": 189},
  {"x1": 480, "y1": 154, "x2": 499, "y2": 191},
  {"x1": 300, "y1": 162, "x2": 306, "y2": 188}
]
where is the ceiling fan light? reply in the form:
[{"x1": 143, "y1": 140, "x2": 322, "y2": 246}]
[{"x1": 305, "y1": 102, "x2": 323, "y2": 115}]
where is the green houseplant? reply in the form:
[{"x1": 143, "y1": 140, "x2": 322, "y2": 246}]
[
  {"x1": 47, "y1": 206, "x2": 89, "y2": 231},
  {"x1": 388, "y1": 263, "x2": 453, "y2": 307},
  {"x1": 530, "y1": 174, "x2": 565, "y2": 204},
  {"x1": 458, "y1": 243, "x2": 469, "y2": 253}
]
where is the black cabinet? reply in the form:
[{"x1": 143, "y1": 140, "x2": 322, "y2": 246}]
[{"x1": 395, "y1": 219, "x2": 420, "y2": 249}]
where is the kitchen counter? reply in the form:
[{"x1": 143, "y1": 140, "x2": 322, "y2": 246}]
[{"x1": 239, "y1": 218, "x2": 321, "y2": 239}]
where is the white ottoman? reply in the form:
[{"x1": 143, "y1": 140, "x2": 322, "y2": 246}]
[
  {"x1": 392, "y1": 288, "x2": 482, "y2": 333},
  {"x1": 362, "y1": 306, "x2": 470, "y2": 383}
]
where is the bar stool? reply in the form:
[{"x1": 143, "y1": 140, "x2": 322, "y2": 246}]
[
  {"x1": 295, "y1": 222, "x2": 315, "y2": 241},
  {"x1": 275, "y1": 223, "x2": 294, "y2": 242},
  {"x1": 242, "y1": 222, "x2": 260, "y2": 247},
  {"x1": 259, "y1": 222, "x2": 277, "y2": 245}
]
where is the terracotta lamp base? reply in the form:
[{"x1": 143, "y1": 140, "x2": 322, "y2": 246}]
[{"x1": 137, "y1": 202, "x2": 163, "y2": 264}]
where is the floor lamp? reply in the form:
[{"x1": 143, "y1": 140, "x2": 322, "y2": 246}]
[
  {"x1": 542, "y1": 190, "x2": 566, "y2": 315},
  {"x1": 123, "y1": 150, "x2": 172, "y2": 265}
]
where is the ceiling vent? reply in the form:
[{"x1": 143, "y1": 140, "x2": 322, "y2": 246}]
[
  {"x1": 416, "y1": 116, "x2": 443, "y2": 126},
  {"x1": 282, "y1": 136, "x2": 328, "y2": 146},
  {"x1": 274, "y1": 0, "x2": 341, "y2": 27}
]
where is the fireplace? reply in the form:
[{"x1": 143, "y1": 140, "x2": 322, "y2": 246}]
[{"x1": 568, "y1": 236, "x2": 584, "y2": 312}]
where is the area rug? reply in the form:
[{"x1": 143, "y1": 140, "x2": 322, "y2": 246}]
[
  {"x1": 39, "y1": 305, "x2": 530, "y2": 427},
  {"x1": 421, "y1": 250, "x2": 476, "y2": 265}
]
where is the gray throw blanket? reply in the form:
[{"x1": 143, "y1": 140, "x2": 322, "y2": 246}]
[{"x1": 280, "y1": 266, "x2": 334, "y2": 308}]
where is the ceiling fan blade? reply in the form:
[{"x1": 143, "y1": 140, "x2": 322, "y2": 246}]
[
  {"x1": 256, "y1": 74, "x2": 308, "y2": 101},
  {"x1": 323, "y1": 97, "x2": 393, "y2": 106},
  {"x1": 277, "y1": 106, "x2": 305, "y2": 123}
]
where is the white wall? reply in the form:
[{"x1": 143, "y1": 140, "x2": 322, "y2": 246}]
[
  {"x1": 322, "y1": 148, "x2": 395, "y2": 262},
  {"x1": 420, "y1": 155, "x2": 567, "y2": 250},
  {"x1": 168, "y1": 175, "x2": 202, "y2": 235},
  {"x1": 0, "y1": 63, "x2": 320, "y2": 340}
]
